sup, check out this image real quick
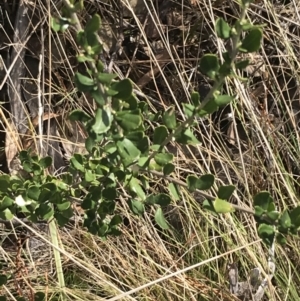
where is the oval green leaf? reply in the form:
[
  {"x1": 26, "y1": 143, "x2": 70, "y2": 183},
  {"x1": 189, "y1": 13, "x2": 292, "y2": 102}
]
[
  {"x1": 214, "y1": 95, "x2": 234, "y2": 106},
  {"x1": 217, "y1": 185, "x2": 235, "y2": 200},
  {"x1": 154, "y1": 153, "x2": 173, "y2": 166},
  {"x1": 153, "y1": 126, "x2": 168, "y2": 145},
  {"x1": 154, "y1": 207, "x2": 169, "y2": 230},
  {"x1": 92, "y1": 107, "x2": 113, "y2": 134},
  {"x1": 111, "y1": 78, "x2": 133, "y2": 100},
  {"x1": 213, "y1": 198, "x2": 235, "y2": 213},
  {"x1": 0, "y1": 274, "x2": 7, "y2": 286},
  {"x1": 162, "y1": 106, "x2": 176, "y2": 129},
  {"x1": 0, "y1": 196, "x2": 14, "y2": 211},
  {"x1": 215, "y1": 18, "x2": 231, "y2": 39},
  {"x1": 128, "y1": 199, "x2": 145, "y2": 216},
  {"x1": 0, "y1": 208, "x2": 14, "y2": 221},
  {"x1": 163, "y1": 163, "x2": 175, "y2": 175},
  {"x1": 199, "y1": 54, "x2": 220, "y2": 79},
  {"x1": 145, "y1": 193, "x2": 171, "y2": 206},
  {"x1": 186, "y1": 175, "x2": 198, "y2": 192},
  {"x1": 74, "y1": 72, "x2": 95, "y2": 92},
  {"x1": 85, "y1": 14, "x2": 101, "y2": 33},
  {"x1": 239, "y1": 28, "x2": 262, "y2": 53},
  {"x1": 197, "y1": 174, "x2": 214, "y2": 190}
]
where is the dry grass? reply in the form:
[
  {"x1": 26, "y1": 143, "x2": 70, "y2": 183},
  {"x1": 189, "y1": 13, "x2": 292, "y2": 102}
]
[{"x1": 1, "y1": 0, "x2": 300, "y2": 300}]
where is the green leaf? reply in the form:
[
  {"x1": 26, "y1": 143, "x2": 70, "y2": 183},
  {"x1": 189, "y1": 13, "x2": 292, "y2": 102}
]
[
  {"x1": 84, "y1": 170, "x2": 95, "y2": 182},
  {"x1": 153, "y1": 126, "x2": 168, "y2": 145},
  {"x1": 203, "y1": 199, "x2": 217, "y2": 214},
  {"x1": 253, "y1": 191, "x2": 273, "y2": 211},
  {"x1": 0, "y1": 175, "x2": 10, "y2": 193},
  {"x1": 154, "y1": 207, "x2": 169, "y2": 230},
  {"x1": 175, "y1": 128, "x2": 200, "y2": 145},
  {"x1": 215, "y1": 18, "x2": 231, "y2": 39},
  {"x1": 279, "y1": 210, "x2": 291, "y2": 230},
  {"x1": 97, "y1": 200, "x2": 116, "y2": 219},
  {"x1": 214, "y1": 95, "x2": 234, "y2": 106},
  {"x1": 198, "y1": 99, "x2": 219, "y2": 116},
  {"x1": 39, "y1": 156, "x2": 52, "y2": 168},
  {"x1": 69, "y1": 109, "x2": 91, "y2": 122},
  {"x1": 276, "y1": 233, "x2": 286, "y2": 245},
  {"x1": 213, "y1": 198, "x2": 235, "y2": 213},
  {"x1": 117, "y1": 138, "x2": 141, "y2": 163},
  {"x1": 19, "y1": 150, "x2": 31, "y2": 162},
  {"x1": 191, "y1": 91, "x2": 200, "y2": 106},
  {"x1": 74, "y1": 72, "x2": 95, "y2": 92},
  {"x1": 0, "y1": 208, "x2": 14, "y2": 221},
  {"x1": 197, "y1": 174, "x2": 214, "y2": 190},
  {"x1": 217, "y1": 185, "x2": 235, "y2": 200},
  {"x1": 239, "y1": 19, "x2": 257, "y2": 30},
  {"x1": 128, "y1": 177, "x2": 146, "y2": 201},
  {"x1": 0, "y1": 196, "x2": 14, "y2": 211},
  {"x1": 85, "y1": 32, "x2": 102, "y2": 55},
  {"x1": 290, "y1": 206, "x2": 300, "y2": 228},
  {"x1": 32, "y1": 162, "x2": 42, "y2": 176},
  {"x1": 34, "y1": 292, "x2": 45, "y2": 301},
  {"x1": 116, "y1": 110, "x2": 142, "y2": 131},
  {"x1": 199, "y1": 54, "x2": 220, "y2": 80},
  {"x1": 38, "y1": 188, "x2": 52, "y2": 203},
  {"x1": 154, "y1": 153, "x2": 173, "y2": 166},
  {"x1": 239, "y1": 28, "x2": 263, "y2": 53},
  {"x1": 77, "y1": 54, "x2": 94, "y2": 63},
  {"x1": 43, "y1": 182, "x2": 57, "y2": 192},
  {"x1": 97, "y1": 73, "x2": 117, "y2": 85},
  {"x1": 235, "y1": 59, "x2": 250, "y2": 70},
  {"x1": 85, "y1": 136, "x2": 95, "y2": 153},
  {"x1": 90, "y1": 89, "x2": 106, "y2": 106},
  {"x1": 27, "y1": 186, "x2": 40, "y2": 201},
  {"x1": 145, "y1": 193, "x2": 171, "y2": 206},
  {"x1": 266, "y1": 211, "x2": 280, "y2": 222},
  {"x1": 57, "y1": 201, "x2": 71, "y2": 211},
  {"x1": 219, "y1": 62, "x2": 232, "y2": 77},
  {"x1": 37, "y1": 203, "x2": 54, "y2": 220},
  {"x1": 168, "y1": 183, "x2": 180, "y2": 201},
  {"x1": 124, "y1": 94, "x2": 138, "y2": 110},
  {"x1": 51, "y1": 17, "x2": 61, "y2": 32},
  {"x1": 70, "y1": 153, "x2": 85, "y2": 172},
  {"x1": 55, "y1": 212, "x2": 70, "y2": 227},
  {"x1": 0, "y1": 274, "x2": 7, "y2": 285},
  {"x1": 163, "y1": 163, "x2": 175, "y2": 175},
  {"x1": 128, "y1": 199, "x2": 145, "y2": 215},
  {"x1": 149, "y1": 159, "x2": 163, "y2": 172},
  {"x1": 98, "y1": 223, "x2": 109, "y2": 237},
  {"x1": 257, "y1": 223, "x2": 275, "y2": 247},
  {"x1": 102, "y1": 187, "x2": 117, "y2": 201},
  {"x1": 111, "y1": 79, "x2": 133, "y2": 100},
  {"x1": 110, "y1": 215, "x2": 122, "y2": 226},
  {"x1": 186, "y1": 175, "x2": 198, "y2": 192},
  {"x1": 85, "y1": 14, "x2": 101, "y2": 33},
  {"x1": 0, "y1": 296, "x2": 6, "y2": 301},
  {"x1": 162, "y1": 107, "x2": 177, "y2": 130},
  {"x1": 51, "y1": 17, "x2": 70, "y2": 32},
  {"x1": 183, "y1": 103, "x2": 195, "y2": 118},
  {"x1": 92, "y1": 107, "x2": 113, "y2": 134}
]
